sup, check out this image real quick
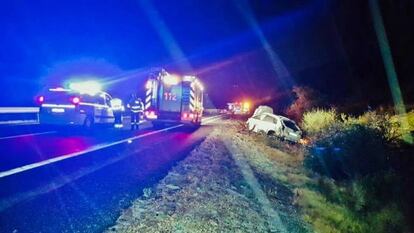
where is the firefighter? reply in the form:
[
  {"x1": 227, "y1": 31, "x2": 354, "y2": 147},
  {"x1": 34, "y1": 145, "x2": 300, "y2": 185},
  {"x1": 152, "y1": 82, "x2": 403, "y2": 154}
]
[
  {"x1": 110, "y1": 98, "x2": 124, "y2": 128},
  {"x1": 127, "y1": 94, "x2": 144, "y2": 130}
]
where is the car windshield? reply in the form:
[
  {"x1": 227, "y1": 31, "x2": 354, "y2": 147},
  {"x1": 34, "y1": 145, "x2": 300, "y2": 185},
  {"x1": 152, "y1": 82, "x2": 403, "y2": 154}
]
[
  {"x1": 0, "y1": 1, "x2": 413, "y2": 233},
  {"x1": 283, "y1": 120, "x2": 299, "y2": 131}
]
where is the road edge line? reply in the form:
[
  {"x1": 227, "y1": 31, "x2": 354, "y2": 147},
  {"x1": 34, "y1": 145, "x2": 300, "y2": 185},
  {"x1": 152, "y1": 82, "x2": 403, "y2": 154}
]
[{"x1": 0, "y1": 124, "x2": 184, "y2": 179}]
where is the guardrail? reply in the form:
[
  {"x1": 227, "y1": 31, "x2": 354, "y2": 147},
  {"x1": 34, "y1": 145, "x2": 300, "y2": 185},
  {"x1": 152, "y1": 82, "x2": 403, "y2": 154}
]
[{"x1": 0, "y1": 107, "x2": 39, "y2": 125}]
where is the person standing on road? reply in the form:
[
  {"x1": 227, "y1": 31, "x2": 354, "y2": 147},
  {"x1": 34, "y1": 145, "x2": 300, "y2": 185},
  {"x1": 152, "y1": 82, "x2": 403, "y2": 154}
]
[
  {"x1": 127, "y1": 94, "x2": 144, "y2": 130},
  {"x1": 110, "y1": 98, "x2": 124, "y2": 128}
]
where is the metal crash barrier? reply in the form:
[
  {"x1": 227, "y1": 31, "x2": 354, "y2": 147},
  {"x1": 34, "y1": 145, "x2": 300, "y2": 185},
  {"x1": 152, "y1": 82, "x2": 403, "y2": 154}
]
[{"x1": 0, "y1": 107, "x2": 39, "y2": 125}]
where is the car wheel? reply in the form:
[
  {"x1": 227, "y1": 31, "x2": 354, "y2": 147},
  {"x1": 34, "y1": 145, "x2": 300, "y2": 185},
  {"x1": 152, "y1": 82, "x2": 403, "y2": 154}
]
[{"x1": 267, "y1": 130, "x2": 276, "y2": 137}]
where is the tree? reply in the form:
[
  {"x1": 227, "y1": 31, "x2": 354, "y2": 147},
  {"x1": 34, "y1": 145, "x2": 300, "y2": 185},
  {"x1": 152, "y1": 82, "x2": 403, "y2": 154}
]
[{"x1": 285, "y1": 86, "x2": 326, "y2": 121}]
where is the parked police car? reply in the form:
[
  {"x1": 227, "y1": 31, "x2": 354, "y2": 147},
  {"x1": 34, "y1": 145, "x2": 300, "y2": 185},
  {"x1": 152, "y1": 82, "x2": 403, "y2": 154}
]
[{"x1": 37, "y1": 82, "x2": 115, "y2": 128}]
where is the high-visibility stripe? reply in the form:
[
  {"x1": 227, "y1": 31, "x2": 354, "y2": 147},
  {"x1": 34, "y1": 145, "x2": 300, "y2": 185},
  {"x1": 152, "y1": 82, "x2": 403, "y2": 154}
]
[
  {"x1": 145, "y1": 95, "x2": 151, "y2": 103},
  {"x1": 145, "y1": 103, "x2": 151, "y2": 109}
]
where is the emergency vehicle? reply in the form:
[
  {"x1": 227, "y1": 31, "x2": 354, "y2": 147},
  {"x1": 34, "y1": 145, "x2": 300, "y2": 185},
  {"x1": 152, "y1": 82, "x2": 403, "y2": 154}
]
[
  {"x1": 37, "y1": 81, "x2": 115, "y2": 128},
  {"x1": 227, "y1": 101, "x2": 250, "y2": 115},
  {"x1": 144, "y1": 69, "x2": 204, "y2": 127}
]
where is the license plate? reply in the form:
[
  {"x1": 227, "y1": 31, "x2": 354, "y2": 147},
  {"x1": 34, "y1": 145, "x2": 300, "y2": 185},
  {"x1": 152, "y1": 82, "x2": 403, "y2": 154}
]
[{"x1": 52, "y1": 108, "x2": 65, "y2": 113}]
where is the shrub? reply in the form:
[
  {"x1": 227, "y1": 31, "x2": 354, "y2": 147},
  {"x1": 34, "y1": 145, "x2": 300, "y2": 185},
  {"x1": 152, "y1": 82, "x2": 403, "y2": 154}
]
[
  {"x1": 407, "y1": 111, "x2": 414, "y2": 131},
  {"x1": 301, "y1": 108, "x2": 337, "y2": 136},
  {"x1": 358, "y1": 111, "x2": 402, "y2": 143},
  {"x1": 300, "y1": 109, "x2": 410, "y2": 233},
  {"x1": 305, "y1": 123, "x2": 390, "y2": 180}
]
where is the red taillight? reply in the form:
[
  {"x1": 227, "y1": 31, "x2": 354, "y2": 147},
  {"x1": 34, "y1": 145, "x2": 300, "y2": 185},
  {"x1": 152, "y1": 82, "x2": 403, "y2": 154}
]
[
  {"x1": 37, "y1": 96, "x2": 45, "y2": 104},
  {"x1": 182, "y1": 112, "x2": 194, "y2": 119},
  {"x1": 71, "y1": 96, "x2": 80, "y2": 105}
]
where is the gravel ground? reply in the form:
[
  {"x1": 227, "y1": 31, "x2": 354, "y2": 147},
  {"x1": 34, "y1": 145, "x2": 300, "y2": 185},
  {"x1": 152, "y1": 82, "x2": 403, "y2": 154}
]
[{"x1": 106, "y1": 120, "x2": 312, "y2": 233}]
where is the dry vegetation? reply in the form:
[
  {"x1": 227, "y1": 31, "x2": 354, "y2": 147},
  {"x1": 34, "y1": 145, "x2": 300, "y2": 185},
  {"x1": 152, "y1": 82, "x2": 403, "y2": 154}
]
[
  {"x1": 107, "y1": 121, "x2": 310, "y2": 233},
  {"x1": 107, "y1": 110, "x2": 414, "y2": 233}
]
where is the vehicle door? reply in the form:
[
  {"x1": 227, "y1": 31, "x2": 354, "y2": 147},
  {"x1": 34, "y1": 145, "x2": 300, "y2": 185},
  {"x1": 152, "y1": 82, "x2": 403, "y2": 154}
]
[
  {"x1": 94, "y1": 95, "x2": 106, "y2": 124},
  {"x1": 159, "y1": 83, "x2": 182, "y2": 113},
  {"x1": 103, "y1": 94, "x2": 115, "y2": 123},
  {"x1": 273, "y1": 117, "x2": 284, "y2": 136},
  {"x1": 258, "y1": 114, "x2": 277, "y2": 133},
  {"x1": 247, "y1": 115, "x2": 260, "y2": 131}
]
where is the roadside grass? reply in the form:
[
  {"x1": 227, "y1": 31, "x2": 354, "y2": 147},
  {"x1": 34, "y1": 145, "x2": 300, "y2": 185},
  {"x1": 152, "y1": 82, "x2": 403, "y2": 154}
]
[
  {"x1": 108, "y1": 127, "x2": 275, "y2": 233},
  {"x1": 237, "y1": 108, "x2": 413, "y2": 233}
]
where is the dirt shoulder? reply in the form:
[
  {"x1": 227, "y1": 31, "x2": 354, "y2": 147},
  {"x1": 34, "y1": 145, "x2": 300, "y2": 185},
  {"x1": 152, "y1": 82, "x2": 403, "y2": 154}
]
[{"x1": 107, "y1": 120, "x2": 311, "y2": 233}]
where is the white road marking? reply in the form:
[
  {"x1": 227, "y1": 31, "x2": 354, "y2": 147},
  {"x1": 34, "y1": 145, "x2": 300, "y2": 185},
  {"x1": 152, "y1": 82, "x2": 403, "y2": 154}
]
[
  {"x1": 0, "y1": 124, "x2": 184, "y2": 179},
  {"x1": 0, "y1": 115, "x2": 222, "y2": 178},
  {"x1": 0, "y1": 115, "x2": 223, "y2": 211},
  {"x1": 0, "y1": 131, "x2": 56, "y2": 140}
]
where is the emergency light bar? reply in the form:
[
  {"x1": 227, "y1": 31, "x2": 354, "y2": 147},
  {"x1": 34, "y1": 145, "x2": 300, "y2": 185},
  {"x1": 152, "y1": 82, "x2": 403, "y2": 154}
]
[
  {"x1": 49, "y1": 87, "x2": 70, "y2": 92},
  {"x1": 162, "y1": 74, "x2": 179, "y2": 85},
  {"x1": 183, "y1": 75, "x2": 196, "y2": 82},
  {"x1": 69, "y1": 81, "x2": 102, "y2": 95},
  {"x1": 145, "y1": 80, "x2": 153, "y2": 89}
]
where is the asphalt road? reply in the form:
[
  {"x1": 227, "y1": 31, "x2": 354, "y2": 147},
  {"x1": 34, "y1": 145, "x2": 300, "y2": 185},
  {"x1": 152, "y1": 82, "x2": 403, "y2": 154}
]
[{"x1": 0, "y1": 115, "x2": 222, "y2": 233}]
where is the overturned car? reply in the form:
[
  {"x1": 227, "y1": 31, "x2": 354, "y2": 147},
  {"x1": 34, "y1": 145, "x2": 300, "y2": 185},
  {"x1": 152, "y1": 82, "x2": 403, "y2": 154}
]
[{"x1": 246, "y1": 106, "x2": 302, "y2": 143}]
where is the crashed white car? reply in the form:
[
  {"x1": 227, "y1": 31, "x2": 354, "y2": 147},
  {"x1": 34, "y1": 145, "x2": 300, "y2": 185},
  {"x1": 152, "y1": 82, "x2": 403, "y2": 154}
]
[{"x1": 246, "y1": 111, "x2": 302, "y2": 143}]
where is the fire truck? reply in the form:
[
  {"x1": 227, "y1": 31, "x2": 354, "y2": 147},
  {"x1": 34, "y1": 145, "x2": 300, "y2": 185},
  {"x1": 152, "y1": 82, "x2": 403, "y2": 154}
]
[{"x1": 144, "y1": 69, "x2": 204, "y2": 127}]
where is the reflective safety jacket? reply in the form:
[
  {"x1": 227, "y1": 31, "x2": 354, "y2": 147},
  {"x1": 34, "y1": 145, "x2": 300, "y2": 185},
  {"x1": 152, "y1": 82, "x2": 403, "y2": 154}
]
[
  {"x1": 110, "y1": 98, "x2": 125, "y2": 112},
  {"x1": 128, "y1": 99, "x2": 144, "y2": 113}
]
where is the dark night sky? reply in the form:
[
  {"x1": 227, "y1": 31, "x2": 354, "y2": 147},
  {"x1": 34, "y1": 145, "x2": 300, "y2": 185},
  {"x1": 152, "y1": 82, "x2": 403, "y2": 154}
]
[{"x1": 0, "y1": 0, "x2": 413, "y2": 109}]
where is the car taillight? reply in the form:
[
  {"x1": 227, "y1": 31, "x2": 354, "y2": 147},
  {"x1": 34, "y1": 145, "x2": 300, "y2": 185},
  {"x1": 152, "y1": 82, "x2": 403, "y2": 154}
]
[
  {"x1": 71, "y1": 96, "x2": 80, "y2": 105},
  {"x1": 37, "y1": 96, "x2": 45, "y2": 104},
  {"x1": 182, "y1": 112, "x2": 194, "y2": 119}
]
